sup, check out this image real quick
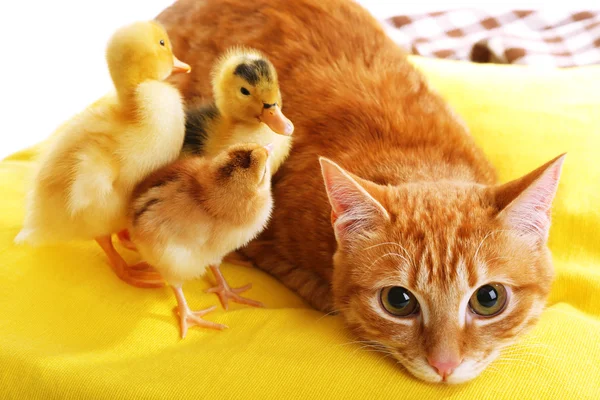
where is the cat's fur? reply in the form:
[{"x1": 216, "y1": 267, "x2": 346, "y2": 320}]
[{"x1": 157, "y1": 0, "x2": 564, "y2": 383}]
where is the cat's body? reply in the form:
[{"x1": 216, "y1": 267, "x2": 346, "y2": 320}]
[
  {"x1": 159, "y1": 0, "x2": 496, "y2": 310},
  {"x1": 157, "y1": 0, "x2": 564, "y2": 384}
]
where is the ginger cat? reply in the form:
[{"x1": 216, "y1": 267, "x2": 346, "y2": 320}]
[{"x1": 157, "y1": 0, "x2": 564, "y2": 384}]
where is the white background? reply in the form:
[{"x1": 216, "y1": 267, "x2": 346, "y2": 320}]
[{"x1": 0, "y1": 1, "x2": 596, "y2": 159}]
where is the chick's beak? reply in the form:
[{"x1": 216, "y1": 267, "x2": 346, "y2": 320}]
[
  {"x1": 172, "y1": 56, "x2": 191, "y2": 74},
  {"x1": 259, "y1": 105, "x2": 294, "y2": 136},
  {"x1": 263, "y1": 143, "x2": 274, "y2": 155}
]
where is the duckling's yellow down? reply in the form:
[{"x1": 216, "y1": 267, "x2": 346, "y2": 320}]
[
  {"x1": 184, "y1": 47, "x2": 294, "y2": 175},
  {"x1": 15, "y1": 21, "x2": 190, "y2": 245}
]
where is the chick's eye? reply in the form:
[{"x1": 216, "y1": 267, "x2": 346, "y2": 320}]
[
  {"x1": 240, "y1": 87, "x2": 250, "y2": 96},
  {"x1": 469, "y1": 283, "x2": 508, "y2": 317},
  {"x1": 380, "y1": 286, "x2": 419, "y2": 317},
  {"x1": 159, "y1": 39, "x2": 165, "y2": 46}
]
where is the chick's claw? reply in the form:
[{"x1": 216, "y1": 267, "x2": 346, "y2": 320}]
[
  {"x1": 172, "y1": 288, "x2": 227, "y2": 338},
  {"x1": 206, "y1": 265, "x2": 264, "y2": 310},
  {"x1": 206, "y1": 284, "x2": 264, "y2": 310},
  {"x1": 177, "y1": 306, "x2": 227, "y2": 338}
]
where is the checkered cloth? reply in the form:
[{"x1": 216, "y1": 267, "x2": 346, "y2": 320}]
[{"x1": 383, "y1": 10, "x2": 600, "y2": 67}]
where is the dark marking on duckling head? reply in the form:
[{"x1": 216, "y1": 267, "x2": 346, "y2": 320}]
[
  {"x1": 234, "y1": 64, "x2": 259, "y2": 85},
  {"x1": 234, "y1": 58, "x2": 273, "y2": 85},
  {"x1": 252, "y1": 59, "x2": 272, "y2": 82}
]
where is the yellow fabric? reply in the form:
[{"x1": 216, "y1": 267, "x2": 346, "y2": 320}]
[{"x1": 1, "y1": 56, "x2": 599, "y2": 399}]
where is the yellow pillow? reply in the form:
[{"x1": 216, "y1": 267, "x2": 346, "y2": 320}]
[{"x1": 1, "y1": 56, "x2": 599, "y2": 399}]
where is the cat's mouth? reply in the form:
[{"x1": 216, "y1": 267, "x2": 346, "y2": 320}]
[{"x1": 387, "y1": 348, "x2": 500, "y2": 384}]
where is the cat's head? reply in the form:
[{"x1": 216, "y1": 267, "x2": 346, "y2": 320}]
[{"x1": 319, "y1": 154, "x2": 565, "y2": 384}]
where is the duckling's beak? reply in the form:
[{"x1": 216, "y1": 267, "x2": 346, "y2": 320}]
[
  {"x1": 259, "y1": 105, "x2": 294, "y2": 136},
  {"x1": 172, "y1": 56, "x2": 191, "y2": 74}
]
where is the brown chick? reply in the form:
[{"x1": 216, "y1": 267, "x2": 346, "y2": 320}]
[{"x1": 128, "y1": 142, "x2": 274, "y2": 338}]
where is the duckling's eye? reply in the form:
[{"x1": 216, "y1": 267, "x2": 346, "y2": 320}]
[
  {"x1": 159, "y1": 39, "x2": 165, "y2": 46},
  {"x1": 240, "y1": 87, "x2": 250, "y2": 96}
]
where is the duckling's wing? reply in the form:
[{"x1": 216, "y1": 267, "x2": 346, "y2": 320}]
[
  {"x1": 182, "y1": 103, "x2": 220, "y2": 156},
  {"x1": 68, "y1": 146, "x2": 117, "y2": 216}
]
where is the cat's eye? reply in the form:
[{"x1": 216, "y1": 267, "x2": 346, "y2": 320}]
[
  {"x1": 240, "y1": 87, "x2": 250, "y2": 95},
  {"x1": 469, "y1": 283, "x2": 508, "y2": 317},
  {"x1": 380, "y1": 286, "x2": 419, "y2": 317}
]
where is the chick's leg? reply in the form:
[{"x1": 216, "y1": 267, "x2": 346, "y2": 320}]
[
  {"x1": 206, "y1": 265, "x2": 265, "y2": 310},
  {"x1": 171, "y1": 286, "x2": 227, "y2": 338},
  {"x1": 95, "y1": 235, "x2": 163, "y2": 288}
]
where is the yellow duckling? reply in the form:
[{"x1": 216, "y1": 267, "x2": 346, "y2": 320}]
[
  {"x1": 183, "y1": 47, "x2": 294, "y2": 175},
  {"x1": 15, "y1": 21, "x2": 191, "y2": 288}
]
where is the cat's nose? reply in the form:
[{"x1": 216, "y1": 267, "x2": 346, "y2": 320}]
[{"x1": 427, "y1": 356, "x2": 463, "y2": 379}]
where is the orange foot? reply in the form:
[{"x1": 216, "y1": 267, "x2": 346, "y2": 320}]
[
  {"x1": 117, "y1": 229, "x2": 137, "y2": 251},
  {"x1": 206, "y1": 265, "x2": 264, "y2": 310},
  {"x1": 95, "y1": 235, "x2": 163, "y2": 288},
  {"x1": 172, "y1": 286, "x2": 227, "y2": 338}
]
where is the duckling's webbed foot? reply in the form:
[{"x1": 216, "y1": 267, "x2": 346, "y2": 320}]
[
  {"x1": 206, "y1": 265, "x2": 265, "y2": 310},
  {"x1": 116, "y1": 229, "x2": 137, "y2": 251},
  {"x1": 95, "y1": 235, "x2": 164, "y2": 288}
]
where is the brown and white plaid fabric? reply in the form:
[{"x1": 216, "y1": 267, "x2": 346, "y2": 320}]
[{"x1": 383, "y1": 10, "x2": 600, "y2": 67}]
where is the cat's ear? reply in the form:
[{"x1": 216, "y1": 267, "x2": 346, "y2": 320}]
[
  {"x1": 494, "y1": 154, "x2": 566, "y2": 246},
  {"x1": 319, "y1": 157, "x2": 390, "y2": 245}
]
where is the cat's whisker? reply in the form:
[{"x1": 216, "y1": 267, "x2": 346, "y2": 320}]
[
  {"x1": 492, "y1": 356, "x2": 561, "y2": 373},
  {"x1": 349, "y1": 341, "x2": 394, "y2": 358},
  {"x1": 364, "y1": 242, "x2": 407, "y2": 253},
  {"x1": 368, "y1": 252, "x2": 410, "y2": 270},
  {"x1": 473, "y1": 229, "x2": 511, "y2": 262},
  {"x1": 335, "y1": 339, "x2": 379, "y2": 347},
  {"x1": 507, "y1": 341, "x2": 552, "y2": 347},
  {"x1": 364, "y1": 242, "x2": 416, "y2": 270},
  {"x1": 501, "y1": 347, "x2": 553, "y2": 355},
  {"x1": 358, "y1": 343, "x2": 384, "y2": 349},
  {"x1": 315, "y1": 308, "x2": 343, "y2": 322},
  {"x1": 501, "y1": 343, "x2": 555, "y2": 357},
  {"x1": 500, "y1": 345, "x2": 551, "y2": 353},
  {"x1": 359, "y1": 348, "x2": 396, "y2": 360},
  {"x1": 357, "y1": 344, "x2": 389, "y2": 353},
  {"x1": 502, "y1": 342, "x2": 552, "y2": 352},
  {"x1": 486, "y1": 256, "x2": 511, "y2": 263},
  {"x1": 502, "y1": 348, "x2": 552, "y2": 354},
  {"x1": 500, "y1": 348, "x2": 597, "y2": 370},
  {"x1": 484, "y1": 365, "x2": 514, "y2": 381},
  {"x1": 495, "y1": 356, "x2": 545, "y2": 365},
  {"x1": 315, "y1": 305, "x2": 352, "y2": 323},
  {"x1": 499, "y1": 352, "x2": 554, "y2": 359}
]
